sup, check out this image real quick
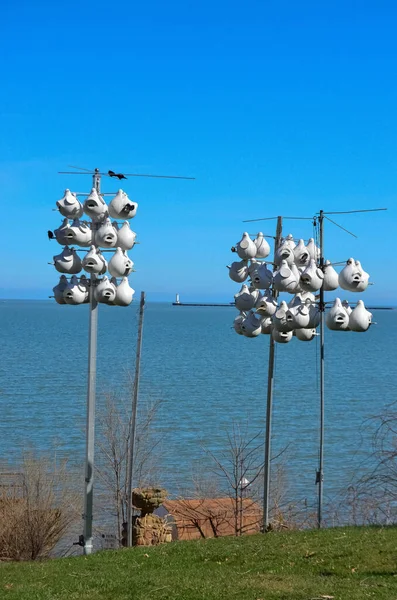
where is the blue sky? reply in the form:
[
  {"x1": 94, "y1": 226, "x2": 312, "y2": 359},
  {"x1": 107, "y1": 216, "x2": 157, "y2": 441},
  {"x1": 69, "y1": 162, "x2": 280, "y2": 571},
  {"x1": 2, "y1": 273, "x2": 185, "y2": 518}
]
[{"x1": 0, "y1": 0, "x2": 396, "y2": 303}]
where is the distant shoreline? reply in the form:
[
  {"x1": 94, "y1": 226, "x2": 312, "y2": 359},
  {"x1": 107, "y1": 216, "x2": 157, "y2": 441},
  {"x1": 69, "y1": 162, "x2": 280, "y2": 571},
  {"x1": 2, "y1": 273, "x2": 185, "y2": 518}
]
[{"x1": 0, "y1": 298, "x2": 395, "y2": 310}]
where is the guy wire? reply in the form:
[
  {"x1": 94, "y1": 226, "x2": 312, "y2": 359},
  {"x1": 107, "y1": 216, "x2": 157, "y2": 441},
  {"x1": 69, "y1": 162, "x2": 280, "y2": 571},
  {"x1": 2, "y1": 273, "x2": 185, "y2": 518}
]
[{"x1": 324, "y1": 215, "x2": 357, "y2": 239}]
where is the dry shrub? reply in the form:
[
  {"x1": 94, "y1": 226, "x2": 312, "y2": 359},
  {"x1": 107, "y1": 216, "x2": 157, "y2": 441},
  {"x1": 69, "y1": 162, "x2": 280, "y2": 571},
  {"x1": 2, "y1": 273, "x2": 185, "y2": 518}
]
[
  {"x1": 0, "y1": 456, "x2": 79, "y2": 561},
  {"x1": 95, "y1": 392, "x2": 163, "y2": 544}
]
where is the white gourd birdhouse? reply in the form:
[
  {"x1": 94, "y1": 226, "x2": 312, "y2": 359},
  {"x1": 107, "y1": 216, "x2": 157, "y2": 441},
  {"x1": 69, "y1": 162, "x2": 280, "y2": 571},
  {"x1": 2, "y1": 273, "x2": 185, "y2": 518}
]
[
  {"x1": 228, "y1": 260, "x2": 249, "y2": 283},
  {"x1": 295, "y1": 328, "x2": 317, "y2": 342},
  {"x1": 254, "y1": 232, "x2": 270, "y2": 258},
  {"x1": 54, "y1": 247, "x2": 82, "y2": 274},
  {"x1": 354, "y1": 260, "x2": 370, "y2": 292},
  {"x1": 108, "y1": 247, "x2": 133, "y2": 278},
  {"x1": 300, "y1": 259, "x2": 324, "y2": 292},
  {"x1": 79, "y1": 275, "x2": 90, "y2": 302},
  {"x1": 54, "y1": 218, "x2": 71, "y2": 246},
  {"x1": 283, "y1": 234, "x2": 296, "y2": 249},
  {"x1": 272, "y1": 329, "x2": 293, "y2": 344},
  {"x1": 114, "y1": 277, "x2": 135, "y2": 306},
  {"x1": 293, "y1": 239, "x2": 310, "y2": 267},
  {"x1": 63, "y1": 275, "x2": 88, "y2": 305},
  {"x1": 272, "y1": 300, "x2": 294, "y2": 332},
  {"x1": 273, "y1": 260, "x2": 300, "y2": 293},
  {"x1": 303, "y1": 291, "x2": 316, "y2": 302},
  {"x1": 274, "y1": 237, "x2": 295, "y2": 266},
  {"x1": 53, "y1": 275, "x2": 68, "y2": 304},
  {"x1": 289, "y1": 291, "x2": 315, "y2": 304},
  {"x1": 234, "y1": 284, "x2": 259, "y2": 311},
  {"x1": 233, "y1": 313, "x2": 245, "y2": 335},
  {"x1": 339, "y1": 258, "x2": 370, "y2": 292},
  {"x1": 247, "y1": 260, "x2": 260, "y2": 284},
  {"x1": 325, "y1": 298, "x2": 350, "y2": 331},
  {"x1": 108, "y1": 190, "x2": 138, "y2": 219},
  {"x1": 95, "y1": 276, "x2": 117, "y2": 304},
  {"x1": 286, "y1": 292, "x2": 303, "y2": 309},
  {"x1": 255, "y1": 293, "x2": 278, "y2": 316},
  {"x1": 65, "y1": 219, "x2": 92, "y2": 247},
  {"x1": 248, "y1": 286, "x2": 261, "y2": 305},
  {"x1": 306, "y1": 238, "x2": 320, "y2": 260},
  {"x1": 251, "y1": 263, "x2": 273, "y2": 290},
  {"x1": 248, "y1": 260, "x2": 261, "y2": 276},
  {"x1": 338, "y1": 258, "x2": 355, "y2": 291},
  {"x1": 83, "y1": 188, "x2": 108, "y2": 221},
  {"x1": 307, "y1": 301, "x2": 321, "y2": 329},
  {"x1": 286, "y1": 296, "x2": 311, "y2": 329},
  {"x1": 56, "y1": 190, "x2": 83, "y2": 219},
  {"x1": 82, "y1": 246, "x2": 107, "y2": 274},
  {"x1": 342, "y1": 300, "x2": 352, "y2": 316},
  {"x1": 323, "y1": 260, "x2": 339, "y2": 291},
  {"x1": 260, "y1": 316, "x2": 273, "y2": 334},
  {"x1": 236, "y1": 232, "x2": 257, "y2": 260},
  {"x1": 241, "y1": 311, "x2": 262, "y2": 337},
  {"x1": 349, "y1": 300, "x2": 372, "y2": 332},
  {"x1": 95, "y1": 218, "x2": 118, "y2": 248},
  {"x1": 254, "y1": 290, "x2": 264, "y2": 306},
  {"x1": 107, "y1": 277, "x2": 119, "y2": 305},
  {"x1": 290, "y1": 263, "x2": 303, "y2": 292},
  {"x1": 116, "y1": 221, "x2": 137, "y2": 250}
]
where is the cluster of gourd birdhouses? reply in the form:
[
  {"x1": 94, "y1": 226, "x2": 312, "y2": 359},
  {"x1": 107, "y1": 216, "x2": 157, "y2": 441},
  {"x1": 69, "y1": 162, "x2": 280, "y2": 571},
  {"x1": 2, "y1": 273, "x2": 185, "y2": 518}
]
[
  {"x1": 50, "y1": 188, "x2": 137, "y2": 306},
  {"x1": 228, "y1": 232, "x2": 372, "y2": 343}
]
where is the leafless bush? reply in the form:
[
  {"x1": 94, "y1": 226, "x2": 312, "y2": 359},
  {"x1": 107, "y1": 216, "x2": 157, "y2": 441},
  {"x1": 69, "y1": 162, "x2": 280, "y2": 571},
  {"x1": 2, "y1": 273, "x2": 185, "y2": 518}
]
[
  {"x1": 94, "y1": 388, "x2": 163, "y2": 544},
  {"x1": 348, "y1": 403, "x2": 397, "y2": 525},
  {"x1": 176, "y1": 421, "x2": 305, "y2": 537},
  {"x1": 319, "y1": 403, "x2": 397, "y2": 528},
  {"x1": 325, "y1": 484, "x2": 393, "y2": 527},
  {"x1": 0, "y1": 456, "x2": 79, "y2": 561},
  {"x1": 201, "y1": 422, "x2": 264, "y2": 536}
]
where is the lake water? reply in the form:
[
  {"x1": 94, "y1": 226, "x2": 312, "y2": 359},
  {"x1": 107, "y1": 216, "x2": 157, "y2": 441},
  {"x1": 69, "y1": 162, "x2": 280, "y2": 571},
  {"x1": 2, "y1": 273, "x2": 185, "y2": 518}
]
[{"x1": 1, "y1": 300, "x2": 396, "y2": 523}]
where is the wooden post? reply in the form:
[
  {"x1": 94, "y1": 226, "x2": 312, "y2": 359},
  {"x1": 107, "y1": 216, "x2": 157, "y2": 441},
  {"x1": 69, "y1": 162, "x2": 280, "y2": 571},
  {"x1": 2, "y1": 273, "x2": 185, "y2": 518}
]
[
  {"x1": 262, "y1": 216, "x2": 283, "y2": 532},
  {"x1": 126, "y1": 291, "x2": 146, "y2": 546}
]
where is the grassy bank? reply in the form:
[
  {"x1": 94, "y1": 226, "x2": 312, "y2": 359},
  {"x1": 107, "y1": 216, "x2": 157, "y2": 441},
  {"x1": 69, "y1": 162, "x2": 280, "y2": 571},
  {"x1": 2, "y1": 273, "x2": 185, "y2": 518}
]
[{"x1": 1, "y1": 526, "x2": 397, "y2": 599}]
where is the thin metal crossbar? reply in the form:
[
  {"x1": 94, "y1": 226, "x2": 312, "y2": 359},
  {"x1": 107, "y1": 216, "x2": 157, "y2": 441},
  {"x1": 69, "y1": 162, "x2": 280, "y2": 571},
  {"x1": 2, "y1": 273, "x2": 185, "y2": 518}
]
[
  {"x1": 243, "y1": 216, "x2": 312, "y2": 223},
  {"x1": 59, "y1": 171, "x2": 195, "y2": 180},
  {"x1": 323, "y1": 208, "x2": 387, "y2": 215}
]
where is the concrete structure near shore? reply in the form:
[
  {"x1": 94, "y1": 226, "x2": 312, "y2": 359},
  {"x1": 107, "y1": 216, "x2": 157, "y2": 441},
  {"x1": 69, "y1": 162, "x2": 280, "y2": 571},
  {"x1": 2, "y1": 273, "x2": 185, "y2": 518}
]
[
  {"x1": 157, "y1": 498, "x2": 262, "y2": 540},
  {"x1": 172, "y1": 294, "x2": 233, "y2": 307}
]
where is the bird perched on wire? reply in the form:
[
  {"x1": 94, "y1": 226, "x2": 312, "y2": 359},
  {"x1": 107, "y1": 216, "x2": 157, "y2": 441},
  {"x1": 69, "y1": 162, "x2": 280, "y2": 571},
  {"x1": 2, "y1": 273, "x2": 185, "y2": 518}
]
[
  {"x1": 48, "y1": 230, "x2": 54, "y2": 240},
  {"x1": 108, "y1": 170, "x2": 127, "y2": 180}
]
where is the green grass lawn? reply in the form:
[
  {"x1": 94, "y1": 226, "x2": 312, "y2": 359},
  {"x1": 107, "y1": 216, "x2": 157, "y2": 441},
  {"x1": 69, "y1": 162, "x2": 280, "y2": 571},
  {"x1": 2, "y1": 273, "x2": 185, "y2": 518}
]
[{"x1": 1, "y1": 527, "x2": 397, "y2": 599}]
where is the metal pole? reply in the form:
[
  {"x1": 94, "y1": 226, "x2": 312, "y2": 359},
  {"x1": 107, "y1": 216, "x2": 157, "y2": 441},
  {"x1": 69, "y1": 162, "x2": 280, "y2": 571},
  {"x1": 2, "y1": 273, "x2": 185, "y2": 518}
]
[
  {"x1": 262, "y1": 216, "x2": 283, "y2": 532},
  {"x1": 126, "y1": 291, "x2": 146, "y2": 547},
  {"x1": 82, "y1": 168, "x2": 100, "y2": 555},
  {"x1": 316, "y1": 210, "x2": 325, "y2": 528}
]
